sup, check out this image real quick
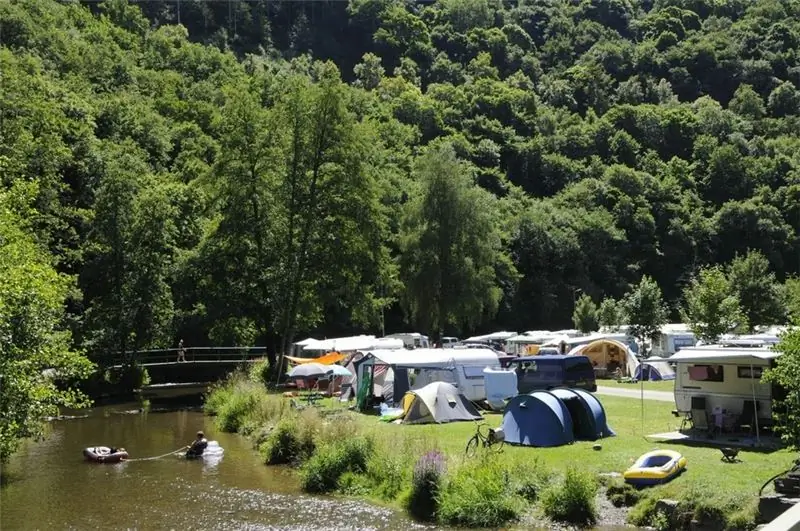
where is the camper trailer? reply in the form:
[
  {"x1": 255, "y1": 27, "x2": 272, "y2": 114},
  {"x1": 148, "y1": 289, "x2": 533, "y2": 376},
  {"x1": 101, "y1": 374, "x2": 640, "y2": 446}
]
[
  {"x1": 354, "y1": 348, "x2": 501, "y2": 404},
  {"x1": 384, "y1": 332, "x2": 430, "y2": 349},
  {"x1": 671, "y1": 347, "x2": 781, "y2": 429},
  {"x1": 651, "y1": 324, "x2": 696, "y2": 358}
]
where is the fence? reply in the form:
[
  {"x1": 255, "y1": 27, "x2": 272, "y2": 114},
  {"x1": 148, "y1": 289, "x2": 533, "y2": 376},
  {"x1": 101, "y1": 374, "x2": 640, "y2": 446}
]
[{"x1": 110, "y1": 346, "x2": 269, "y2": 366}]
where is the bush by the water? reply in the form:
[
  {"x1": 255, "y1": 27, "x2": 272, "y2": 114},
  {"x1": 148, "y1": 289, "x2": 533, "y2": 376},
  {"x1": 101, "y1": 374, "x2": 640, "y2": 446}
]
[
  {"x1": 404, "y1": 450, "x2": 446, "y2": 521},
  {"x1": 259, "y1": 415, "x2": 315, "y2": 465},
  {"x1": 436, "y1": 457, "x2": 525, "y2": 528},
  {"x1": 605, "y1": 479, "x2": 641, "y2": 507},
  {"x1": 540, "y1": 467, "x2": 598, "y2": 526},
  {"x1": 299, "y1": 436, "x2": 374, "y2": 493},
  {"x1": 248, "y1": 358, "x2": 272, "y2": 387}
]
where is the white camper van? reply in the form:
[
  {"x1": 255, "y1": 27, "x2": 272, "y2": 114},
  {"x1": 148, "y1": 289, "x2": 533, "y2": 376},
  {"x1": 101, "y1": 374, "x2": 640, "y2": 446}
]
[{"x1": 671, "y1": 347, "x2": 781, "y2": 429}]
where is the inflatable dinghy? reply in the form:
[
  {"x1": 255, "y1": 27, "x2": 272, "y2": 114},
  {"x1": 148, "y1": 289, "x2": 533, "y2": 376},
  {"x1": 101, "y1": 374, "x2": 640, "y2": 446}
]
[
  {"x1": 624, "y1": 449, "x2": 686, "y2": 486},
  {"x1": 84, "y1": 446, "x2": 129, "y2": 463}
]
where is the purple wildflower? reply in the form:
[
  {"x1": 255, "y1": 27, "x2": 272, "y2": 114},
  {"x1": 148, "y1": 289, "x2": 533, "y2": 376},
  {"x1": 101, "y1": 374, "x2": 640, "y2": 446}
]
[{"x1": 413, "y1": 450, "x2": 446, "y2": 482}]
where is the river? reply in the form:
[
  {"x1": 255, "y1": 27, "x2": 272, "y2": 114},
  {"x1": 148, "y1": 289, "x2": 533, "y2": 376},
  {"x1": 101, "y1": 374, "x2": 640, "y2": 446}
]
[{"x1": 0, "y1": 398, "x2": 430, "y2": 531}]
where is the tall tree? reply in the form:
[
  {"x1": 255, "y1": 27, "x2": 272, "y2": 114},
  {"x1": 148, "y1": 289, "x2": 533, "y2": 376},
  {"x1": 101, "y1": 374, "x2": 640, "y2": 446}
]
[
  {"x1": 399, "y1": 142, "x2": 511, "y2": 338},
  {"x1": 763, "y1": 328, "x2": 800, "y2": 448},
  {"x1": 81, "y1": 142, "x2": 178, "y2": 362},
  {"x1": 0, "y1": 183, "x2": 93, "y2": 463},
  {"x1": 273, "y1": 64, "x2": 396, "y2": 356},
  {"x1": 597, "y1": 297, "x2": 624, "y2": 331},
  {"x1": 727, "y1": 251, "x2": 786, "y2": 331},
  {"x1": 681, "y1": 266, "x2": 746, "y2": 343},
  {"x1": 572, "y1": 294, "x2": 599, "y2": 333},
  {"x1": 621, "y1": 275, "x2": 668, "y2": 349},
  {"x1": 787, "y1": 278, "x2": 800, "y2": 324}
]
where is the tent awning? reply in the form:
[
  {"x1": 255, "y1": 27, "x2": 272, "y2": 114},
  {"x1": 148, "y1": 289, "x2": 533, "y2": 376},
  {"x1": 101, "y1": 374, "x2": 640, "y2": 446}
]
[{"x1": 285, "y1": 352, "x2": 347, "y2": 365}]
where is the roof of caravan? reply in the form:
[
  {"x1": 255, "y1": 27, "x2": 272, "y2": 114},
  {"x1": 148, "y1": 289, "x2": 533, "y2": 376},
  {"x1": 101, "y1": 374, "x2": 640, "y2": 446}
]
[
  {"x1": 670, "y1": 347, "x2": 780, "y2": 364},
  {"x1": 360, "y1": 348, "x2": 501, "y2": 368}
]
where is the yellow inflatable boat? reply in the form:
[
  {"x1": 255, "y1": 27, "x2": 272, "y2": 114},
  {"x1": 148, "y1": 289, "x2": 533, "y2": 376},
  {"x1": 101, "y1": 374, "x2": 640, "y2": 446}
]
[{"x1": 623, "y1": 449, "x2": 687, "y2": 486}]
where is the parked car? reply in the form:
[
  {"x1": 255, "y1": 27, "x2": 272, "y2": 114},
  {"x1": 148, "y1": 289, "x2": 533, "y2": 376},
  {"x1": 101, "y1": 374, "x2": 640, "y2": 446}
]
[{"x1": 503, "y1": 355, "x2": 597, "y2": 393}]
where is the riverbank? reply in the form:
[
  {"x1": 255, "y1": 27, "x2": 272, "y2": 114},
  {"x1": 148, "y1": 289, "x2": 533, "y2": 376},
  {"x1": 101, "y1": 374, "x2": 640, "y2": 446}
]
[{"x1": 205, "y1": 371, "x2": 793, "y2": 529}]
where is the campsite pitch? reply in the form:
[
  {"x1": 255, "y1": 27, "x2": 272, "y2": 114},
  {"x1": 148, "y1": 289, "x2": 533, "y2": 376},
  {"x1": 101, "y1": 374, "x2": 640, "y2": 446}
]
[{"x1": 347, "y1": 394, "x2": 791, "y2": 517}]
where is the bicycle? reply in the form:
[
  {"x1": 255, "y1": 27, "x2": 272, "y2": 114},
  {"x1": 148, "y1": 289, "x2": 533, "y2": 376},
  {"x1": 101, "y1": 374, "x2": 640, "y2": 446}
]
[{"x1": 465, "y1": 422, "x2": 505, "y2": 457}]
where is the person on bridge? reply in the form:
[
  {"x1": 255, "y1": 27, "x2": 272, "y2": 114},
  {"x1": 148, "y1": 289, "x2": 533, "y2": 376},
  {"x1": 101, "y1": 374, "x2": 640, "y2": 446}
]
[
  {"x1": 177, "y1": 339, "x2": 186, "y2": 362},
  {"x1": 185, "y1": 431, "x2": 208, "y2": 458}
]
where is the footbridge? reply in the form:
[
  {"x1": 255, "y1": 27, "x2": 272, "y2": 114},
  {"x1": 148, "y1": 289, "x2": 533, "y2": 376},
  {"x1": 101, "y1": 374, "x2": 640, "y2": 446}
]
[{"x1": 110, "y1": 347, "x2": 269, "y2": 385}]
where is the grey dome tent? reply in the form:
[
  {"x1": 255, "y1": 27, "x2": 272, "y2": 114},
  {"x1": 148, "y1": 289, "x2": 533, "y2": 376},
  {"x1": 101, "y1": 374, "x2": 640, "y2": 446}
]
[{"x1": 401, "y1": 382, "x2": 482, "y2": 424}]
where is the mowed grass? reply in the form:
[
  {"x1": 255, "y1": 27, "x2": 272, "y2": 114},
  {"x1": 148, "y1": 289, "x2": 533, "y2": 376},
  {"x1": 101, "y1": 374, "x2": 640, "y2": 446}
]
[
  {"x1": 345, "y1": 395, "x2": 792, "y2": 509},
  {"x1": 596, "y1": 379, "x2": 676, "y2": 393}
]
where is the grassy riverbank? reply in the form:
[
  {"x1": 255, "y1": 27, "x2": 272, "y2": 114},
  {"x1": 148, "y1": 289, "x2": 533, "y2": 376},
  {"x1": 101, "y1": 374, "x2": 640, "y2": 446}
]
[{"x1": 205, "y1": 370, "x2": 792, "y2": 529}]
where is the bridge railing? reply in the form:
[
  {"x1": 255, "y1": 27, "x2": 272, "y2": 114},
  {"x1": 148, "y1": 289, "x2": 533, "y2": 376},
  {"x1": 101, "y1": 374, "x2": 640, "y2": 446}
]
[{"x1": 111, "y1": 346, "x2": 269, "y2": 366}]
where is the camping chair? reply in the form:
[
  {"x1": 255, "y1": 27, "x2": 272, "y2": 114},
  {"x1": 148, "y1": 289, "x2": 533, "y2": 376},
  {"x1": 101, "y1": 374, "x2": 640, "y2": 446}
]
[
  {"x1": 720, "y1": 447, "x2": 740, "y2": 463},
  {"x1": 690, "y1": 396, "x2": 710, "y2": 434},
  {"x1": 735, "y1": 400, "x2": 759, "y2": 435}
]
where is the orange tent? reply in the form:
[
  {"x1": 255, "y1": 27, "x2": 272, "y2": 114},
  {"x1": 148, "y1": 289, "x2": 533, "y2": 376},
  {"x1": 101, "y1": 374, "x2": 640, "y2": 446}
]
[{"x1": 285, "y1": 352, "x2": 346, "y2": 365}]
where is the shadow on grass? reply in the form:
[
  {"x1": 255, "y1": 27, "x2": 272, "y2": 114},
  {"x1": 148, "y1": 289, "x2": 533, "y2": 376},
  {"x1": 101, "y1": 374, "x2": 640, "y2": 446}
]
[{"x1": 659, "y1": 437, "x2": 784, "y2": 455}]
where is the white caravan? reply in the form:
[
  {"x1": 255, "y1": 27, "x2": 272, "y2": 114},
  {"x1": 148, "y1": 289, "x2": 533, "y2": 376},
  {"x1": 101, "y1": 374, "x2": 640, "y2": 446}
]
[
  {"x1": 651, "y1": 324, "x2": 696, "y2": 357},
  {"x1": 356, "y1": 348, "x2": 501, "y2": 402},
  {"x1": 384, "y1": 332, "x2": 430, "y2": 349},
  {"x1": 671, "y1": 347, "x2": 781, "y2": 425}
]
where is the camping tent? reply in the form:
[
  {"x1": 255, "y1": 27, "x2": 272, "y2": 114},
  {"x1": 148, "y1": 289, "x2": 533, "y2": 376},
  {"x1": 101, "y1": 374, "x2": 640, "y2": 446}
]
[
  {"x1": 401, "y1": 382, "x2": 482, "y2": 424},
  {"x1": 549, "y1": 388, "x2": 615, "y2": 440},
  {"x1": 567, "y1": 339, "x2": 640, "y2": 377},
  {"x1": 501, "y1": 389, "x2": 615, "y2": 447},
  {"x1": 634, "y1": 359, "x2": 676, "y2": 381}
]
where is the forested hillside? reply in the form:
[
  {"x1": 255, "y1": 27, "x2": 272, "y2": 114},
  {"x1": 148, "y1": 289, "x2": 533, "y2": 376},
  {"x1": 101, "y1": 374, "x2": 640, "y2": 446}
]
[{"x1": 3, "y1": 0, "x2": 800, "y2": 366}]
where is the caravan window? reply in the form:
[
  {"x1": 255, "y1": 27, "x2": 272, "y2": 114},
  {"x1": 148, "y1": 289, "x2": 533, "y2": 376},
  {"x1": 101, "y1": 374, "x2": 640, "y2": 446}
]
[
  {"x1": 688, "y1": 364, "x2": 724, "y2": 382},
  {"x1": 462, "y1": 366, "x2": 486, "y2": 379},
  {"x1": 737, "y1": 366, "x2": 763, "y2": 379}
]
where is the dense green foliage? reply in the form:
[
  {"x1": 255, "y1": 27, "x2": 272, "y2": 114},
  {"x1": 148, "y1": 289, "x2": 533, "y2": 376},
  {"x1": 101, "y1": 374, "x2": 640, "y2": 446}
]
[
  {"x1": 0, "y1": 184, "x2": 93, "y2": 463},
  {"x1": 764, "y1": 327, "x2": 800, "y2": 448},
  {"x1": 3, "y1": 0, "x2": 800, "y2": 376}
]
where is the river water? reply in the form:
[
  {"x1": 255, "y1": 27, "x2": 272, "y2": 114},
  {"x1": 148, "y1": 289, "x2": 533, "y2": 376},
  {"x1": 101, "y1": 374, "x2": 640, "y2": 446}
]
[{"x1": 0, "y1": 398, "x2": 430, "y2": 531}]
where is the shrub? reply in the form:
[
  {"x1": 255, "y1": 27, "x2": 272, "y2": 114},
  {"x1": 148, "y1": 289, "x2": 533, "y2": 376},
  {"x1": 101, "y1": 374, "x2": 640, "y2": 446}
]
[
  {"x1": 248, "y1": 358, "x2": 271, "y2": 387},
  {"x1": 726, "y1": 500, "x2": 759, "y2": 530},
  {"x1": 299, "y1": 436, "x2": 373, "y2": 494},
  {"x1": 259, "y1": 416, "x2": 315, "y2": 465},
  {"x1": 366, "y1": 446, "x2": 410, "y2": 501},
  {"x1": 437, "y1": 457, "x2": 524, "y2": 528},
  {"x1": 540, "y1": 468, "x2": 598, "y2": 526},
  {"x1": 627, "y1": 496, "x2": 658, "y2": 527},
  {"x1": 405, "y1": 450, "x2": 446, "y2": 521},
  {"x1": 605, "y1": 479, "x2": 640, "y2": 507},
  {"x1": 512, "y1": 459, "x2": 552, "y2": 502}
]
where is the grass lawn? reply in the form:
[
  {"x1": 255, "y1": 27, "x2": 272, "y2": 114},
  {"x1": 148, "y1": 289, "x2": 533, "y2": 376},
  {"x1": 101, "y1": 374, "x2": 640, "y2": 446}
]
[
  {"x1": 595, "y1": 379, "x2": 676, "y2": 393},
  {"x1": 341, "y1": 394, "x2": 792, "y2": 510}
]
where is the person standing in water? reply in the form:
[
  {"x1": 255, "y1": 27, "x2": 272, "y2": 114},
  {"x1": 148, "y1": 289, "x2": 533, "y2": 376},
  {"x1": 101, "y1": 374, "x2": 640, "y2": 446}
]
[{"x1": 185, "y1": 431, "x2": 208, "y2": 458}]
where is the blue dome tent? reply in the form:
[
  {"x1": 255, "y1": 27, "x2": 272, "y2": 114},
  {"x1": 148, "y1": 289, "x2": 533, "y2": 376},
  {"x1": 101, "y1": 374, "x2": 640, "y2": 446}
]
[
  {"x1": 633, "y1": 359, "x2": 676, "y2": 381},
  {"x1": 502, "y1": 390, "x2": 615, "y2": 448},
  {"x1": 549, "y1": 388, "x2": 615, "y2": 440},
  {"x1": 502, "y1": 392, "x2": 574, "y2": 447}
]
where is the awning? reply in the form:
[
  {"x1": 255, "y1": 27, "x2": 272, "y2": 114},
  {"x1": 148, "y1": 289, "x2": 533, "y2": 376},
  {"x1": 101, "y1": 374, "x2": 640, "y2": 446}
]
[
  {"x1": 285, "y1": 352, "x2": 347, "y2": 365},
  {"x1": 669, "y1": 347, "x2": 780, "y2": 365}
]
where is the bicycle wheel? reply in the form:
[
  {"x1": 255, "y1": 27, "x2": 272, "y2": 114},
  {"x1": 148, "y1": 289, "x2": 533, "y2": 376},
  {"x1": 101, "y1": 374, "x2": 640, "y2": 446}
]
[
  {"x1": 491, "y1": 440, "x2": 505, "y2": 454},
  {"x1": 465, "y1": 434, "x2": 480, "y2": 457}
]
